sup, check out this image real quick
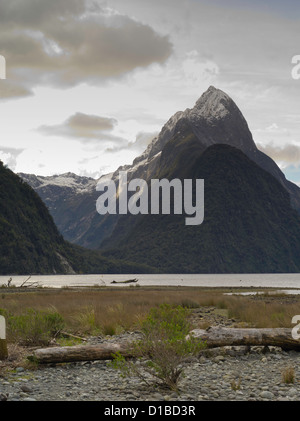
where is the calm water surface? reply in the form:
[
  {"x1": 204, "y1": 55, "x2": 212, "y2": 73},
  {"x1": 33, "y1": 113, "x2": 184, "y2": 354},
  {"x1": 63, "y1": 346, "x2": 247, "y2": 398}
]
[{"x1": 1, "y1": 273, "x2": 300, "y2": 289}]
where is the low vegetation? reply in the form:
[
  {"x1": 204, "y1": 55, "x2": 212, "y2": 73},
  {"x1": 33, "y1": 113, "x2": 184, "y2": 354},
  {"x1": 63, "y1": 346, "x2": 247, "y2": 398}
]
[
  {"x1": 110, "y1": 304, "x2": 206, "y2": 391},
  {"x1": 0, "y1": 287, "x2": 299, "y2": 346},
  {"x1": 0, "y1": 308, "x2": 64, "y2": 346}
]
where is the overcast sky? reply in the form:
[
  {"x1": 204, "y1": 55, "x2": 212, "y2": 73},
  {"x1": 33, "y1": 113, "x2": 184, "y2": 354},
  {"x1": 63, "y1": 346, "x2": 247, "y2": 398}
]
[{"x1": 0, "y1": 0, "x2": 299, "y2": 184}]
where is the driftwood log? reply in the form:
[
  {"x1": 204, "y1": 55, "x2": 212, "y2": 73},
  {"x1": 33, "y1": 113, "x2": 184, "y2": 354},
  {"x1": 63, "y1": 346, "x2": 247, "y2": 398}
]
[
  {"x1": 29, "y1": 327, "x2": 300, "y2": 364},
  {"x1": 29, "y1": 343, "x2": 133, "y2": 364},
  {"x1": 190, "y1": 327, "x2": 300, "y2": 351}
]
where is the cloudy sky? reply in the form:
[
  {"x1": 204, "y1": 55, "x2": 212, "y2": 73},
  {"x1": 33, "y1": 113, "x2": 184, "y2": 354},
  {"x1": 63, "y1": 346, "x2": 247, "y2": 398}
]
[{"x1": 0, "y1": 0, "x2": 299, "y2": 184}]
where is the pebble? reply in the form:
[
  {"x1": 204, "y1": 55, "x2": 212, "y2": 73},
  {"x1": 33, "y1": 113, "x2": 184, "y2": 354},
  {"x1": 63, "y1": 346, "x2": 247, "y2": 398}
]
[
  {"x1": 288, "y1": 388, "x2": 298, "y2": 397},
  {"x1": 260, "y1": 391, "x2": 274, "y2": 400}
]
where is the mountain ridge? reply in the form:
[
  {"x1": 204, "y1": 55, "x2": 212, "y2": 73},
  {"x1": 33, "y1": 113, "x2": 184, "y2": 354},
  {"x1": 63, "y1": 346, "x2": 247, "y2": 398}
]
[{"x1": 19, "y1": 86, "x2": 300, "y2": 250}]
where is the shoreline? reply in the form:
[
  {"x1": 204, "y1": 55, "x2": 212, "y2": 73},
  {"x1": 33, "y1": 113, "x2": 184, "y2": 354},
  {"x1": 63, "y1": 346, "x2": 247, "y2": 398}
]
[
  {"x1": 1, "y1": 273, "x2": 300, "y2": 290},
  {"x1": 1, "y1": 284, "x2": 300, "y2": 296}
]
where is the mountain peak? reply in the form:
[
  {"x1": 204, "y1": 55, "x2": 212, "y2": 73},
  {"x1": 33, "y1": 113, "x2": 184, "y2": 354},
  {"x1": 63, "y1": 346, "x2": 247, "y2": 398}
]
[
  {"x1": 128, "y1": 86, "x2": 257, "y2": 172},
  {"x1": 193, "y1": 86, "x2": 234, "y2": 120}
]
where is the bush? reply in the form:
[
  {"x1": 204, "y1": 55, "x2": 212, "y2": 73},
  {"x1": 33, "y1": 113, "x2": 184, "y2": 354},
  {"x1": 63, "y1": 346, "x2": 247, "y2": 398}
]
[
  {"x1": 110, "y1": 304, "x2": 206, "y2": 391},
  {"x1": 6, "y1": 308, "x2": 64, "y2": 346}
]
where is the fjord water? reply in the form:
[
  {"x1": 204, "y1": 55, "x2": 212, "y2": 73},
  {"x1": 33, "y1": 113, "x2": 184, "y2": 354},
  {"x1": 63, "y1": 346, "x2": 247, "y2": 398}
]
[{"x1": 1, "y1": 273, "x2": 300, "y2": 289}]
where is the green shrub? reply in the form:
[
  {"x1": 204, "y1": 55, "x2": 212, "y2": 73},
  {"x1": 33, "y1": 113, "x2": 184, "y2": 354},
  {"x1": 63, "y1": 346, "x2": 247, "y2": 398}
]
[
  {"x1": 7, "y1": 308, "x2": 64, "y2": 346},
  {"x1": 110, "y1": 304, "x2": 206, "y2": 391}
]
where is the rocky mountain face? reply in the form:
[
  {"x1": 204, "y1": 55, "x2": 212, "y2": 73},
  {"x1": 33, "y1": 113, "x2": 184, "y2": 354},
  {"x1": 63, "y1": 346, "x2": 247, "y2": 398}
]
[
  {"x1": 19, "y1": 87, "x2": 300, "y2": 257},
  {"x1": 123, "y1": 86, "x2": 300, "y2": 211}
]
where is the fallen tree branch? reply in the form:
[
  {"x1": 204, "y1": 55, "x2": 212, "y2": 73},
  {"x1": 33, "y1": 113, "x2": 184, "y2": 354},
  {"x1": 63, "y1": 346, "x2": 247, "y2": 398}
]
[
  {"x1": 28, "y1": 327, "x2": 300, "y2": 364},
  {"x1": 60, "y1": 331, "x2": 87, "y2": 342},
  {"x1": 20, "y1": 276, "x2": 32, "y2": 287}
]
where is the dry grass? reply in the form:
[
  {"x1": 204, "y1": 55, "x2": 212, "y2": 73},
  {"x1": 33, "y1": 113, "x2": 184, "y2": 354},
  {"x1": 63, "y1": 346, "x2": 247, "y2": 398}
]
[
  {"x1": 225, "y1": 295, "x2": 300, "y2": 328},
  {"x1": 1, "y1": 287, "x2": 213, "y2": 336},
  {"x1": 282, "y1": 366, "x2": 296, "y2": 384},
  {"x1": 231, "y1": 377, "x2": 241, "y2": 391},
  {"x1": 0, "y1": 287, "x2": 299, "y2": 338}
]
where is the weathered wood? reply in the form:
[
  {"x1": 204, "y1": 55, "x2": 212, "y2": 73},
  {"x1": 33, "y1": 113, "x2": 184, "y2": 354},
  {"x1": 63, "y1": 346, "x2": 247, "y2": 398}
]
[
  {"x1": 29, "y1": 327, "x2": 300, "y2": 364},
  {"x1": 60, "y1": 331, "x2": 87, "y2": 342},
  {"x1": 111, "y1": 278, "x2": 138, "y2": 284},
  {"x1": 30, "y1": 343, "x2": 133, "y2": 364},
  {"x1": 190, "y1": 327, "x2": 300, "y2": 351}
]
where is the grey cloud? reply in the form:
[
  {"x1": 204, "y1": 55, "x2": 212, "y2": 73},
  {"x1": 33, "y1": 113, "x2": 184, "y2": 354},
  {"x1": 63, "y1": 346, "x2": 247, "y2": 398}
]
[
  {"x1": 0, "y1": 80, "x2": 33, "y2": 99},
  {"x1": 38, "y1": 112, "x2": 120, "y2": 141},
  {"x1": 0, "y1": 0, "x2": 90, "y2": 27},
  {"x1": 258, "y1": 143, "x2": 300, "y2": 165},
  {"x1": 106, "y1": 131, "x2": 157, "y2": 154},
  {"x1": 0, "y1": 0, "x2": 172, "y2": 97},
  {"x1": 67, "y1": 113, "x2": 117, "y2": 132},
  {"x1": 128, "y1": 131, "x2": 158, "y2": 151}
]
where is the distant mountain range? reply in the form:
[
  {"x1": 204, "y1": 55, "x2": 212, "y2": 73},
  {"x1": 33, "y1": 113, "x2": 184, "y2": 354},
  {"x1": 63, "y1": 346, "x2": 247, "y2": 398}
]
[
  {"x1": 17, "y1": 172, "x2": 98, "y2": 246},
  {"x1": 18, "y1": 86, "x2": 300, "y2": 273}
]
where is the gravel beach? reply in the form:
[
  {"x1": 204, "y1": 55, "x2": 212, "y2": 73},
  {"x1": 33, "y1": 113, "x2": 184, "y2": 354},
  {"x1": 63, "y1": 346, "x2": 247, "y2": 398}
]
[
  {"x1": 1, "y1": 342, "x2": 300, "y2": 401},
  {"x1": 1, "y1": 306, "x2": 300, "y2": 402}
]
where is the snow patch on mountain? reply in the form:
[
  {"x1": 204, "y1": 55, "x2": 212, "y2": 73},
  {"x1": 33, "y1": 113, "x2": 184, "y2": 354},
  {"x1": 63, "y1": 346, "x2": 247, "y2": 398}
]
[{"x1": 19, "y1": 172, "x2": 97, "y2": 194}]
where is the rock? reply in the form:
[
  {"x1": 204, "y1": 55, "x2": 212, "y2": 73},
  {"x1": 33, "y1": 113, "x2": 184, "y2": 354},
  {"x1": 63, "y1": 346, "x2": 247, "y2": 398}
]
[
  {"x1": 20, "y1": 384, "x2": 33, "y2": 393},
  {"x1": 273, "y1": 354, "x2": 282, "y2": 360},
  {"x1": 0, "y1": 393, "x2": 8, "y2": 401},
  {"x1": 287, "y1": 388, "x2": 298, "y2": 397},
  {"x1": 260, "y1": 391, "x2": 274, "y2": 400},
  {"x1": 214, "y1": 356, "x2": 225, "y2": 363}
]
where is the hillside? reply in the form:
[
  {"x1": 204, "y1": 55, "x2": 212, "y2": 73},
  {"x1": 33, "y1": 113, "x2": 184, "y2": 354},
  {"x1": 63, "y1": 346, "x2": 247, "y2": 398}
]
[
  {"x1": 101, "y1": 144, "x2": 300, "y2": 273},
  {"x1": 0, "y1": 161, "x2": 154, "y2": 275}
]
